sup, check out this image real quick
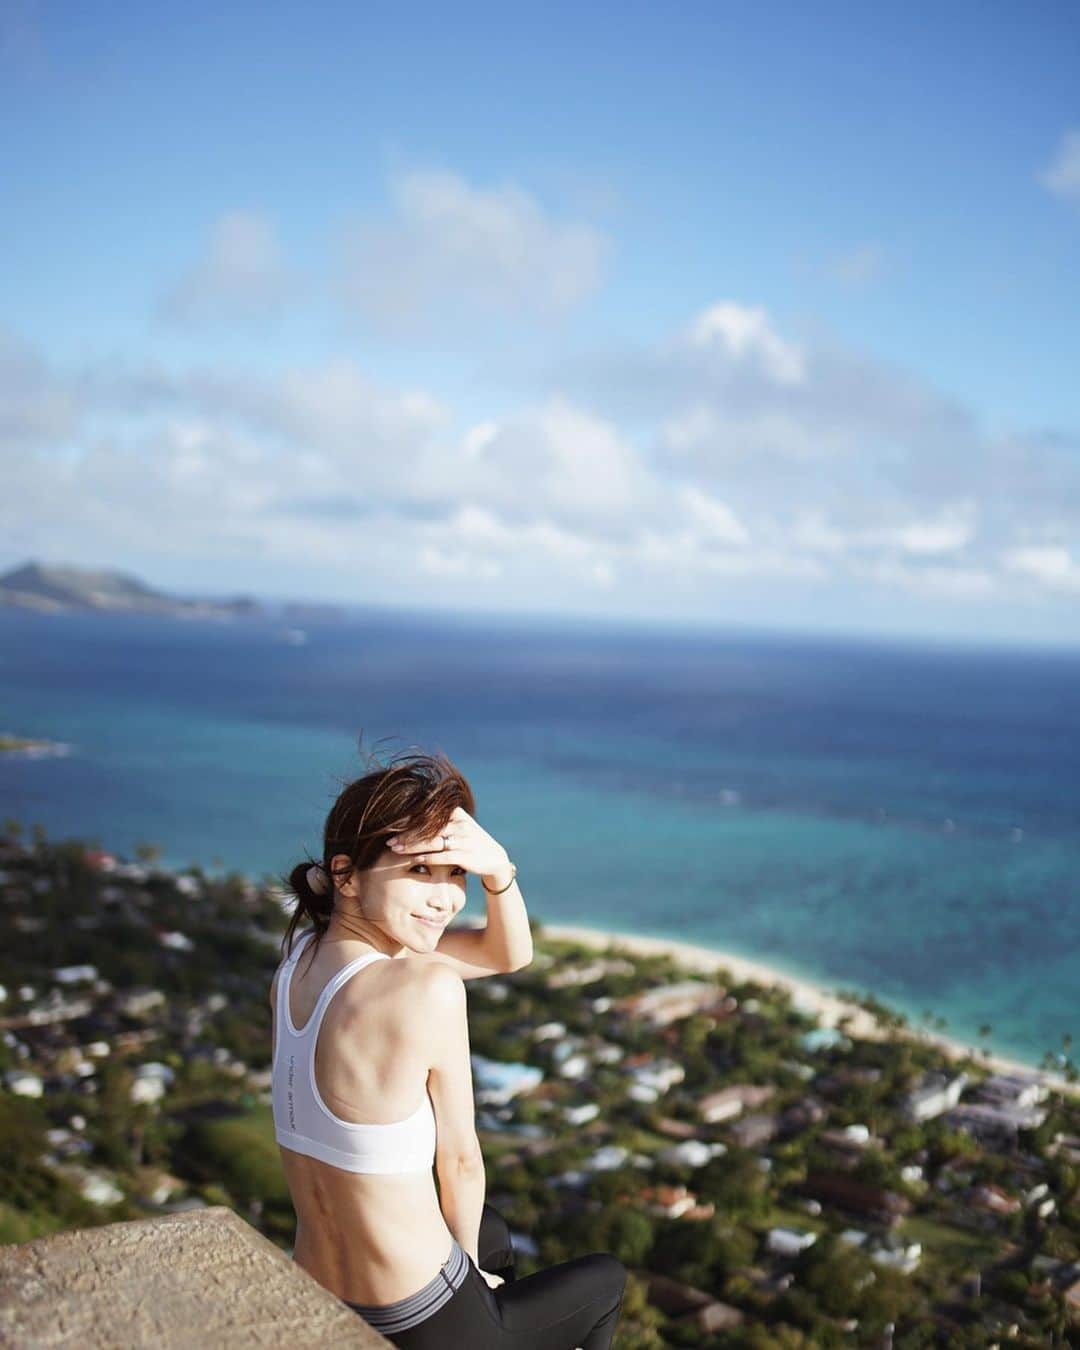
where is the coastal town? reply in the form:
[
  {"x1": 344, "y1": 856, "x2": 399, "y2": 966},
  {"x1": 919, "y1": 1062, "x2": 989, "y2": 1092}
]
[{"x1": 2, "y1": 824, "x2": 1078, "y2": 1346}]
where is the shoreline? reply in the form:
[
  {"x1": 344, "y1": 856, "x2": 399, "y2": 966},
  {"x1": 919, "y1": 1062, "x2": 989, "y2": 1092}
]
[{"x1": 538, "y1": 922, "x2": 1080, "y2": 1100}]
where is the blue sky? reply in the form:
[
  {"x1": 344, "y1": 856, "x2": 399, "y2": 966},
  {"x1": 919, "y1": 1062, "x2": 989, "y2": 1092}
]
[{"x1": 2, "y1": 0, "x2": 1079, "y2": 646}]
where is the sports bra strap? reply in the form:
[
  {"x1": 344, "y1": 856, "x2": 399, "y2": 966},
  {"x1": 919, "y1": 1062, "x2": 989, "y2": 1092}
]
[{"x1": 283, "y1": 931, "x2": 390, "y2": 1036}]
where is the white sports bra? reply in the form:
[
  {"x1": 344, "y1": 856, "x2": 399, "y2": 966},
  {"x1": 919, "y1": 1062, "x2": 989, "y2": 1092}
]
[{"x1": 271, "y1": 930, "x2": 437, "y2": 1174}]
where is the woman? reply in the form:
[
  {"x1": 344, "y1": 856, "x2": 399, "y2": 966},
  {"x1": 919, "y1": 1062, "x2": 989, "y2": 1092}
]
[{"x1": 270, "y1": 747, "x2": 627, "y2": 1348}]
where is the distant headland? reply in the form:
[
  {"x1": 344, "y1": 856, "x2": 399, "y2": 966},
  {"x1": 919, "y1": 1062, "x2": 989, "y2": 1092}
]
[
  {"x1": 0, "y1": 560, "x2": 262, "y2": 620},
  {"x1": 0, "y1": 560, "x2": 347, "y2": 623}
]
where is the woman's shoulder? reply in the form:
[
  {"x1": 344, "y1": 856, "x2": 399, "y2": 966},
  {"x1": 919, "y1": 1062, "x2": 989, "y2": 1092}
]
[
  {"x1": 395, "y1": 953, "x2": 466, "y2": 991},
  {"x1": 379, "y1": 961, "x2": 467, "y2": 1066},
  {"x1": 403, "y1": 962, "x2": 469, "y2": 1041},
  {"x1": 333, "y1": 948, "x2": 462, "y2": 1011},
  {"x1": 374, "y1": 955, "x2": 466, "y2": 1030},
  {"x1": 384, "y1": 953, "x2": 464, "y2": 998}
]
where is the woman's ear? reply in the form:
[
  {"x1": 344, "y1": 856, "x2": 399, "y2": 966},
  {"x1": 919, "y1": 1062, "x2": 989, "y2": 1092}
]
[{"x1": 329, "y1": 853, "x2": 355, "y2": 897}]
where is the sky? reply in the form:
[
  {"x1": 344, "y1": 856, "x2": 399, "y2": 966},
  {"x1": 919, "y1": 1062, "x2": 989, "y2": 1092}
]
[{"x1": 2, "y1": 0, "x2": 1079, "y2": 648}]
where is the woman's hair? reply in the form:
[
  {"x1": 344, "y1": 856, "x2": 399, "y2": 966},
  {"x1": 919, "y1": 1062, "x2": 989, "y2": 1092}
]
[{"x1": 280, "y1": 737, "x2": 476, "y2": 964}]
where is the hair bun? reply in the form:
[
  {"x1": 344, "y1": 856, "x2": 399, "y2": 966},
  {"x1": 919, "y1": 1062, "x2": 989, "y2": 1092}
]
[{"x1": 306, "y1": 863, "x2": 330, "y2": 896}]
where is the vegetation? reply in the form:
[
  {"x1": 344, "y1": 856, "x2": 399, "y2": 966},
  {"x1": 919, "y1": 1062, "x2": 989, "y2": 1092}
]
[{"x1": 1, "y1": 822, "x2": 1078, "y2": 1345}]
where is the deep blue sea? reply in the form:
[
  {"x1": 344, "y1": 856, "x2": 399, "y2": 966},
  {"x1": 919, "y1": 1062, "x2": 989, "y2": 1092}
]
[{"x1": 2, "y1": 604, "x2": 1078, "y2": 1072}]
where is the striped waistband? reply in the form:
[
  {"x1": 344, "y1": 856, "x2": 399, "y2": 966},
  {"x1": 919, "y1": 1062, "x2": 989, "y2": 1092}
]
[{"x1": 345, "y1": 1239, "x2": 469, "y2": 1335}]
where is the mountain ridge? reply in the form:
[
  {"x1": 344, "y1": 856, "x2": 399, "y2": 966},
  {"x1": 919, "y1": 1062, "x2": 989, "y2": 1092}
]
[{"x1": 0, "y1": 560, "x2": 261, "y2": 618}]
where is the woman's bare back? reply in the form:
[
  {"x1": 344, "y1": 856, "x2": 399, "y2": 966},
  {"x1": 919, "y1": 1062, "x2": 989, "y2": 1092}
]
[{"x1": 270, "y1": 941, "x2": 457, "y2": 1303}]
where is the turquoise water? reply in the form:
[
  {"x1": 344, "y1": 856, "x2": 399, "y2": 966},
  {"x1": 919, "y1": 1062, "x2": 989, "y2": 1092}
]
[{"x1": 1, "y1": 605, "x2": 1077, "y2": 1070}]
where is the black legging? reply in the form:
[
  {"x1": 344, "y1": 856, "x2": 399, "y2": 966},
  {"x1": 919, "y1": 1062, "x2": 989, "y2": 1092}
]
[{"x1": 352, "y1": 1203, "x2": 627, "y2": 1349}]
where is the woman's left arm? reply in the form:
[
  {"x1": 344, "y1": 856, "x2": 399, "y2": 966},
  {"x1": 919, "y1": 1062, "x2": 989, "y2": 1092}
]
[
  {"x1": 388, "y1": 807, "x2": 534, "y2": 978},
  {"x1": 437, "y1": 865, "x2": 533, "y2": 976}
]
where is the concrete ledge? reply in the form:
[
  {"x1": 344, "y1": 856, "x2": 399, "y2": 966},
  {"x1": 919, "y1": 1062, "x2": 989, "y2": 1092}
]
[{"x1": 0, "y1": 1207, "x2": 391, "y2": 1348}]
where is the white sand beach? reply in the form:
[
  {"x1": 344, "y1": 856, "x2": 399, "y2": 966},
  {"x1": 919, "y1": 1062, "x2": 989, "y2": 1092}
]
[{"x1": 539, "y1": 922, "x2": 1080, "y2": 1100}]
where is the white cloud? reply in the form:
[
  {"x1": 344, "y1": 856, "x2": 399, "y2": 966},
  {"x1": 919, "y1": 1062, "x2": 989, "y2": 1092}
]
[
  {"x1": 0, "y1": 346, "x2": 641, "y2": 594},
  {"x1": 677, "y1": 484, "x2": 750, "y2": 545},
  {"x1": 1001, "y1": 545, "x2": 1080, "y2": 593},
  {"x1": 789, "y1": 510, "x2": 850, "y2": 556},
  {"x1": 0, "y1": 348, "x2": 456, "y2": 571},
  {"x1": 4, "y1": 295, "x2": 1080, "y2": 619},
  {"x1": 337, "y1": 169, "x2": 611, "y2": 337},
  {"x1": 791, "y1": 505, "x2": 977, "y2": 559},
  {"x1": 635, "y1": 525, "x2": 824, "y2": 579},
  {"x1": 884, "y1": 511, "x2": 976, "y2": 556},
  {"x1": 417, "y1": 545, "x2": 503, "y2": 579},
  {"x1": 855, "y1": 559, "x2": 995, "y2": 598},
  {"x1": 659, "y1": 404, "x2": 831, "y2": 467},
  {"x1": 160, "y1": 210, "x2": 294, "y2": 324},
  {"x1": 274, "y1": 359, "x2": 450, "y2": 463},
  {"x1": 459, "y1": 396, "x2": 651, "y2": 529},
  {"x1": 1038, "y1": 128, "x2": 1080, "y2": 204},
  {"x1": 416, "y1": 504, "x2": 612, "y2": 587},
  {"x1": 462, "y1": 421, "x2": 499, "y2": 460},
  {"x1": 686, "y1": 302, "x2": 806, "y2": 386},
  {"x1": 448, "y1": 504, "x2": 515, "y2": 547},
  {"x1": 559, "y1": 305, "x2": 978, "y2": 487},
  {"x1": 544, "y1": 301, "x2": 1080, "y2": 609}
]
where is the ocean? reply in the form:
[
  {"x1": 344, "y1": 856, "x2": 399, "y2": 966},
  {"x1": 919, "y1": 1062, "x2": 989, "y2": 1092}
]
[{"x1": 1, "y1": 604, "x2": 1078, "y2": 1072}]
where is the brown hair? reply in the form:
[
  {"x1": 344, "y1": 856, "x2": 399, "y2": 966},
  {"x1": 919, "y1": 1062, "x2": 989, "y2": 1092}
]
[{"x1": 280, "y1": 737, "x2": 476, "y2": 966}]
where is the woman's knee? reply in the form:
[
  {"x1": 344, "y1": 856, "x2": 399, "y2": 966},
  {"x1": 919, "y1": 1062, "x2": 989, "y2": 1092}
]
[
  {"x1": 478, "y1": 1202, "x2": 516, "y2": 1274},
  {"x1": 584, "y1": 1253, "x2": 627, "y2": 1302},
  {"x1": 480, "y1": 1201, "x2": 511, "y2": 1241}
]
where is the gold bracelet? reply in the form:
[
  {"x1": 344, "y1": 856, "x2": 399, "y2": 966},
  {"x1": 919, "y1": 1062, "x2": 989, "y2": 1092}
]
[{"x1": 481, "y1": 863, "x2": 517, "y2": 895}]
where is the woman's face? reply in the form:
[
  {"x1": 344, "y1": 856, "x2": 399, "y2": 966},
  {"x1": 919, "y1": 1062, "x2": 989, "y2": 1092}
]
[{"x1": 332, "y1": 846, "x2": 467, "y2": 951}]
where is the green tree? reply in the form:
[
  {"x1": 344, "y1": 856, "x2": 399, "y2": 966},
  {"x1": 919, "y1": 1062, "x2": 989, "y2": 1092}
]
[
  {"x1": 95, "y1": 1062, "x2": 136, "y2": 1169},
  {"x1": 610, "y1": 1272, "x2": 666, "y2": 1350},
  {"x1": 599, "y1": 1206, "x2": 656, "y2": 1267}
]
